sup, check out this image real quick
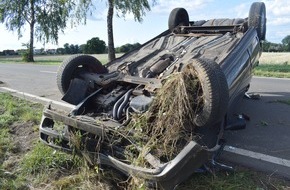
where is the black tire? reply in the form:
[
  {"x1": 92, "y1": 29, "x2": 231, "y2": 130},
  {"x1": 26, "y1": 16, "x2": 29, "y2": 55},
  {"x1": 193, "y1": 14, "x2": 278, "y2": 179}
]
[
  {"x1": 184, "y1": 58, "x2": 229, "y2": 127},
  {"x1": 205, "y1": 58, "x2": 229, "y2": 123},
  {"x1": 168, "y1": 8, "x2": 189, "y2": 32},
  {"x1": 248, "y1": 2, "x2": 266, "y2": 40},
  {"x1": 57, "y1": 54, "x2": 108, "y2": 95}
]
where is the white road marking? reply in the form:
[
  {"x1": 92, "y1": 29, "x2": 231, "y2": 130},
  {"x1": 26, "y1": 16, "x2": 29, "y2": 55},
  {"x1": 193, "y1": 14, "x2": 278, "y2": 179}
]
[
  {"x1": 0, "y1": 87, "x2": 75, "y2": 109},
  {"x1": 224, "y1": 145, "x2": 290, "y2": 168},
  {"x1": 40, "y1": 71, "x2": 57, "y2": 74},
  {"x1": 1, "y1": 86, "x2": 290, "y2": 170}
]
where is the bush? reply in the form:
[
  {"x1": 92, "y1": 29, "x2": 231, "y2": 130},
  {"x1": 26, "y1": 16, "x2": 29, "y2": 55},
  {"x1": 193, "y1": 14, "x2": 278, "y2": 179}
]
[{"x1": 21, "y1": 51, "x2": 30, "y2": 62}]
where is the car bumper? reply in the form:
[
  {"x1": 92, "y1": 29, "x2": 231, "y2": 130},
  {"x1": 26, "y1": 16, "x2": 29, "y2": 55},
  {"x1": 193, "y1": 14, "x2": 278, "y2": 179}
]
[{"x1": 39, "y1": 107, "x2": 217, "y2": 189}]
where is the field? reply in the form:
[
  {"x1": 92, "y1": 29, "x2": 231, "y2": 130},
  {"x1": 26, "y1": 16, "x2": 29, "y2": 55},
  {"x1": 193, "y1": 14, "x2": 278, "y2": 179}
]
[
  {"x1": 259, "y1": 52, "x2": 290, "y2": 65},
  {"x1": 254, "y1": 52, "x2": 290, "y2": 78},
  {"x1": 0, "y1": 53, "x2": 124, "y2": 65}
]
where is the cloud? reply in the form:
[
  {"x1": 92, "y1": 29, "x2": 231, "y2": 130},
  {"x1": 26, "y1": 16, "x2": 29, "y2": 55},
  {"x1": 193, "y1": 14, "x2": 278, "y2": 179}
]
[
  {"x1": 267, "y1": 17, "x2": 290, "y2": 26},
  {"x1": 265, "y1": 0, "x2": 290, "y2": 16},
  {"x1": 233, "y1": 3, "x2": 251, "y2": 18},
  {"x1": 263, "y1": 0, "x2": 290, "y2": 25}
]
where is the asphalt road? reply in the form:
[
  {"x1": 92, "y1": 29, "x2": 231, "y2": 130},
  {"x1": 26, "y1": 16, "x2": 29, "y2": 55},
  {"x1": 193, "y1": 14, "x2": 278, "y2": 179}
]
[
  {"x1": 1, "y1": 63, "x2": 290, "y2": 177},
  {"x1": 0, "y1": 63, "x2": 61, "y2": 100},
  {"x1": 221, "y1": 76, "x2": 290, "y2": 178},
  {"x1": 225, "y1": 77, "x2": 290, "y2": 160}
]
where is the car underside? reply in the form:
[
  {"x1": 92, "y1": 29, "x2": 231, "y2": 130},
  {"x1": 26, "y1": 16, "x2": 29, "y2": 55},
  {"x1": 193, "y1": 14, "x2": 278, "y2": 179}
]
[{"x1": 39, "y1": 2, "x2": 266, "y2": 189}]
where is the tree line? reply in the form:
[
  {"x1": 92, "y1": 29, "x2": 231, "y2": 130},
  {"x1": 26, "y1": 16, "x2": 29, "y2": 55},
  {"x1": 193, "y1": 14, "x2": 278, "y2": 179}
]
[
  {"x1": 56, "y1": 39, "x2": 140, "y2": 55},
  {"x1": 262, "y1": 35, "x2": 290, "y2": 52},
  {"x1": 0, "y1": 37, "x2": 141, "y2": 56}
]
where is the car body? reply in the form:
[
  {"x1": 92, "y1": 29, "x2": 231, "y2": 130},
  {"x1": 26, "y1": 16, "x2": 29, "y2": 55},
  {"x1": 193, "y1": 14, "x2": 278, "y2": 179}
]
[{"x1": 39, "y1": 2, "x2": 266, "y2": 189}]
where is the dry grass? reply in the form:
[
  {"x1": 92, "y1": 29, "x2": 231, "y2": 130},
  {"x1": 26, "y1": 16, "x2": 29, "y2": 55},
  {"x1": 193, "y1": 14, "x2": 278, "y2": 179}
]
[
  {"x1": 259, "y1": 52, "x2": 290, "y2": 65},
  {"x1": 118, "y1": 65, "x2": 204, "y2": 168}
]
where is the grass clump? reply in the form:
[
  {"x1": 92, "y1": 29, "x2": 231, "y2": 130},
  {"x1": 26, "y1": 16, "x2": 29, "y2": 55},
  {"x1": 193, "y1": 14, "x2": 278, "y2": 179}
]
[
  {"x1": 130, "y1": 66, "x2": 203, "y2": 161},
  {"x1": 0, "y1": 93, "x2": 42, "y2": 125},
  {"x1": 0, "y1": 128, "x2": 12, "y2": 164},
  {"x1": 21, "y1": 142, "x2": 80, "y2": 174}
]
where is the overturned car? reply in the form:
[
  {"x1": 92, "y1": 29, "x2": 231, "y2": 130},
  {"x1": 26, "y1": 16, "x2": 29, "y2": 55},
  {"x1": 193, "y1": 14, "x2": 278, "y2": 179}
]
[{"x1": 40, "y1": 2, "x2": 266, "y2": 189}]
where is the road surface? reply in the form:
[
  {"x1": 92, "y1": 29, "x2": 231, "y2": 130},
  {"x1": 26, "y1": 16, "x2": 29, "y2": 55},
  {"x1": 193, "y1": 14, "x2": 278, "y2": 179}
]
[
  {"x1": 0, "y1": 63, "x2": 61, "y2": 100},
  {"x1": 1, "y1": 63, "x2": 290, "y2": 178}
]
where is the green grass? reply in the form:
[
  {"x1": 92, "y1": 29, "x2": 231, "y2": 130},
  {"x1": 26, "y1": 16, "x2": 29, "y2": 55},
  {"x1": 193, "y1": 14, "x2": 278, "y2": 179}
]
[
  {"x1": 0, "y1": 93, "x2": 81, "y2": 189},
  {"x1": 0, "y1": 93, "x2": 42, "y2": 126},
  {"x1": 253, "y1": 63, "x2": 290, "y2": 78},
  {"x1": 0, "y1": 55, "x2": 62, "y2": 65},
  {"x1": 0, "y1": 93, "x2": 43, "y2": 189}
]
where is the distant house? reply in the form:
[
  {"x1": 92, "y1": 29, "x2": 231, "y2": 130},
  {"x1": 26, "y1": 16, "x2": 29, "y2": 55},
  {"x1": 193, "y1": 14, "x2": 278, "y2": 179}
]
[
  {"x1": 33, "y1": 48, "x2": 47, "y2": 55},
  {"x1": 3, "y1": 50, "x2": 16, "y2": 55},
  {"x1": 46, "y1": 49, "x2": 56, "y2": 54}
]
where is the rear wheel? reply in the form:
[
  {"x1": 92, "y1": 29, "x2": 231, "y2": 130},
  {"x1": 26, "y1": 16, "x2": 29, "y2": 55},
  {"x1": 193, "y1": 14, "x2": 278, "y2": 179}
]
[
  {"x1": 248, "y1": 2, "x2": 266, "y2": 40},
  {"x1": 168, "y1": 8, "x2": 189, "y2": 32},
  {"x1": 57, "y1": 54, "x2": 108, "y2": 95}
]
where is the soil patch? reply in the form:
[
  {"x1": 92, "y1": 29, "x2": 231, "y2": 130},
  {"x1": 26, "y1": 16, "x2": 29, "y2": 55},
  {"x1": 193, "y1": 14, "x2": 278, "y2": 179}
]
[{"x1": 9, "y1": 122, "x2": 37, "y2": 152}]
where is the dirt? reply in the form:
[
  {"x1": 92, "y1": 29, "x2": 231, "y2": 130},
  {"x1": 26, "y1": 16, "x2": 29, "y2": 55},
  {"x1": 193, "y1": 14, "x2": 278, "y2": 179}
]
[
  {"x1": 0, "y1": 121, "x2": 37, "y2": 178},
  {"x1": 9, "y1": 122, "x2": 37, "y2": 152}
]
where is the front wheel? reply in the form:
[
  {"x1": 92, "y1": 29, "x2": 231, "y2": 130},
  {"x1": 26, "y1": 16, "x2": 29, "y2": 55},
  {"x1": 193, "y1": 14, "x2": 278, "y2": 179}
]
[
  {"x1": 184, "y1": 58, "x2": 229, "y2": 128},
  {"x1": 56, "y1": 54, "x2": 108, "y2": 95}
]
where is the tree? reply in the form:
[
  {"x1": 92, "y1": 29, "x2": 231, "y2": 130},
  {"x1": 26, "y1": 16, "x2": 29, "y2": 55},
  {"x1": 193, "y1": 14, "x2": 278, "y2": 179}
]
[
  {"x1": 282, "y1": 35, "x2": 290, "y2": 52},
  {"x1": 0, "y1": 0, "x2": 73, "y2": 62},
  {"x1": 57, "y1": 48, "x2": 65, "y2": 54},
  {"x1": 84, "y1": 37, "x2": 106, "y2": 54},
  {"x1": 62, "y1": 43, "x2": 81, "y2": 54},
  {"x1": 64, "y1": 43, "x2": 71, "y2": 54},
  {"x1": 116, "y1": 42, "x2": 141, "y2": 53},
  {"x1": 77, "y1": 0, "x2": 155, "y2": 62},
  {"x1": 79, "y1": 44, "x2": 86, "y2": 53},
  {"x1": 262, "y1": 41, "x2": 271, "y2": 52}
]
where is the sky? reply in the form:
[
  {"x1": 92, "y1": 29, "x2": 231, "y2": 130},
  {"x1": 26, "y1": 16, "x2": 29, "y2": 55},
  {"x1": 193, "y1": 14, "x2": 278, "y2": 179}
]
[{"x1": 0, "y1": 0, "x2": 289, "y2": 51}]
